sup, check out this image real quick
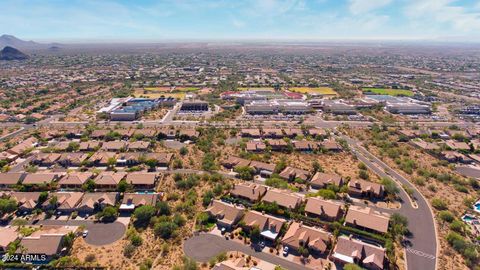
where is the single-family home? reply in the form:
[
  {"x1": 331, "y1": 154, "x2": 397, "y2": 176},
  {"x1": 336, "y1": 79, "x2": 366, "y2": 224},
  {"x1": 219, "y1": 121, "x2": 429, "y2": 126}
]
[
  {"x1": 10, "y1": 192, "x2": 42, "y2": 213},
  {"x1": 33, "y1": 153, "x2": 61, "y2": 167},
  {"x1": 0, "y1": 226, "x2": 19, "y2": 253},
  {"x1": 281, "y1": 222, "x2": 331, "y2": 255},
  {"x1": 46, "y1": 192, "x2": 84, "y2": 214},
  {"x1": 344, "y1": 205, "x2": 390, "y2": 234},
  {"x1": 310, "y1": 172, "x2": 344, "y2": 189},
  {"x1": 266, "y1": 139, "x2": 288, "y2": 151},
  {"x1": 246, "y1": 141, "x2": 266, "y2": 152},
  {"x1": 22, "y1": 173, "x2": 62, "y2": 186},
  {"x1": 0, "y1": 173, "x2": 25, "y2": 188},
  {"x1": 331, "y1": 235, "x2": 386, "y2": 270},
  {"x1": 94, "y1": 172, "x2": 127, "y2": 190},
  {"x1": 126, "y1": 173, "x2": 158, "y2": 190},
  {"x1": 348, "y1": 179, "x2": 385, "y2": 199},
  {"x1": 77, "y1": 192, "x2": 118, "y2": 215},
  {"x1": 128, "y1": 141, "x2": 151, "y2": 151},
  {"x1": 261, "y1": 189, "x2": 303, "y2": 209},
  {"x1": 279, "y1": 167, "x2": 311, "y2": 182},
  {"x1": 58, "y1": 172, "x2": 94, "y2": 189},
  {"x1": 242, "y1": 210, "x2": 287, "y2": 241},
  {"x1": 230, "y1": 182, "x2": 268, "y2": 202},
  {"x1": 240, "y1": 129, "x2": 261, "y2": 138},
  {"x1": 205, "y1": 200, "x2": 245, "y2": 230},
  {"x1": 101, "y1": 140, "x2": 127, "y2": 152},
  {"x1": 78, "y1": 141, "x2": 102, "y2": 151},
  {"x1": 305, "y1": 197, "x2": 344, "y2": 221},
  {"x1": 120, "y1": 193, "x2": 160, "y2": 212},
  {"x1": 262, "y1": 129, "x2": 284, "y2": 139},
  {"x1": 293, "y1": 140, "x2": 318, "y2": 152}
]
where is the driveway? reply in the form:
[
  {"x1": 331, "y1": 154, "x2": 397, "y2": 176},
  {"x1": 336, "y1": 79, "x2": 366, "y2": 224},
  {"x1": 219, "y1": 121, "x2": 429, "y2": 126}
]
[
  {"x1": 184, "y1": 233, "x2": 308, "y2": 270},
  {"x1": 34, "y1": 219, "x2": 126, "y2": 246}
]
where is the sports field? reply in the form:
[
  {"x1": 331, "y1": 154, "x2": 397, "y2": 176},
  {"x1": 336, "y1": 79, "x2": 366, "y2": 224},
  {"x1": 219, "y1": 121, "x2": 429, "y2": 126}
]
[
  {"x1": 362, "y1": 88, "x2": 414, "y2": 96},
  {"x1": 143, "y1": 87, "x2": 171, "y2": 92},
  {"x1": 133, "y1": 89, "x2": 186, "y2": 99},
  {"x1": 238, "y1": 87, "x2": 275, "y2": 91},
  {"x1": 290, "y1": 87, "x2": 337, "y2": 95},
  {"x1": 143, "y1": 86, "x2": 200, "y2": 92}
]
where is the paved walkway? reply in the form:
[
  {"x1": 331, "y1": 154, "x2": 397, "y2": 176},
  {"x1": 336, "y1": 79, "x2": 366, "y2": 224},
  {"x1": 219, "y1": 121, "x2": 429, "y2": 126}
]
[{"x1": 184, "y1": 233, "x2": 308, "y2": 270}]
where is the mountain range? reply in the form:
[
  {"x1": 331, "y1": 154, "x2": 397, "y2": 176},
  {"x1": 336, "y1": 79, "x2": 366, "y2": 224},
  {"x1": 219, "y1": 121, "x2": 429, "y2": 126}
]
[{"x1": 0, "y1": 34, "x2": 61, "y2": 50}]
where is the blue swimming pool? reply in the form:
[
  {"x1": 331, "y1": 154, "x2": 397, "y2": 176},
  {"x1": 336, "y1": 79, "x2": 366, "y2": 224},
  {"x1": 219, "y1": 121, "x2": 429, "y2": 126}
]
[{"x1": 475, "y1": 203, "x2": 480, "y2": 212}]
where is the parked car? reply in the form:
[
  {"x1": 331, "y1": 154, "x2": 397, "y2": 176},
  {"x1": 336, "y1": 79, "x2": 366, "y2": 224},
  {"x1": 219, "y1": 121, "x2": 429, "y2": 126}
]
[
  {"x1": 82, "y1": 230, "x2": 89, "y2": 238},
  {"x1": 259, "y1": 241, "x2": 265, "y2": 249},
  {"x1": 283, "y1": 246, "x2": 289, "y2": 256}
]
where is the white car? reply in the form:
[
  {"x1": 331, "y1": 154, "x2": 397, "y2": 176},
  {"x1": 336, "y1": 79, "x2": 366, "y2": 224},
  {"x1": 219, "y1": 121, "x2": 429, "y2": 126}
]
[
  {"x1": 283, "y1": 246, "x2": 289, "y2": 256},
  {"x1": 82, "y1": 230, "x2": 89, "y2": 238}
]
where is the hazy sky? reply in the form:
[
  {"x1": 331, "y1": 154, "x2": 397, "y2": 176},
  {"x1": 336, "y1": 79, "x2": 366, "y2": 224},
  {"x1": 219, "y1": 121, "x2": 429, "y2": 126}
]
[{"x1": 1, "y1": 0, "x2": 480, "y2": 42}]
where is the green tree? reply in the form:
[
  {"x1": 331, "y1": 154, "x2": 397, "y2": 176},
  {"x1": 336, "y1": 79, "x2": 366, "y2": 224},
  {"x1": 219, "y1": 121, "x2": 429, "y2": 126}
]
[
  {"x1": 202, "y1": 190, "x2": 214, "y2": 207},
  {"x1": 107, "y1": 157, "x2": 117, "y2": 168},
  {"x1": 343, "y1": 264, "x2": 365, "y2": 270},
  {"x1": 156, "y1": 201, "x2": 171, "y2": 216},
  {"x1": 358, "y1": 170, "x2": 369, "y2": 180},
  {"x1": 316, "y1": 189, "x2": 336, "y2": 200},
  {"x1": 145, "y1": 159, "x2": 158, "y2": 171},
  {"x1": 431, "y1": 198, "x2": 448, "y2": 210},
  {"x1": 234, "y1": 166, "x2": 255, "y2": 180},
  {"x1": 133, "y1": 205, "x2": 156, "y2": 227},
  {"x1": 249, "y1": 225, "x2": 261, "y2": 243},
  {"x1": 0, "y1": 198, "x2": 17, "y2": 215},
  {"x1": 82, "y1": 179, "x2": 96, "y2": 192},
  {"x1": 179, "y1": 147, "x2": 188, "y2": 156},
  {"x1": 390, "y1": 213, "x2": 408, "y2": 239},
  {"x1": 97, "y1": 206, "x2": 118, "y2": 222},
  {"x1": 202, "y1": 153, "x2": 217, "y2": 171},
  {"x1": 312, "y1": 160, "x2": 323, "y2": 173},
  {"x1": 154, "y1": 221, "x2": 178, "y2": 239},
  {"x1": 438, "y1": 211, "x2": 455, "y2": 223}
]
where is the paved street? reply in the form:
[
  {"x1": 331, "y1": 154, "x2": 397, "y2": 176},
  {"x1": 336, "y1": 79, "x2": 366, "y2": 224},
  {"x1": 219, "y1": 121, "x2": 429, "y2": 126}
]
[
  {"x1": 342, "y1": 135, "x2": 437, "y2": 270},
  {"x1": 34, "y1": 219, "x2": 126, "y2": 246},
  {"x1": 184, "y1": 233, "x2": 309, "y2": 270}
]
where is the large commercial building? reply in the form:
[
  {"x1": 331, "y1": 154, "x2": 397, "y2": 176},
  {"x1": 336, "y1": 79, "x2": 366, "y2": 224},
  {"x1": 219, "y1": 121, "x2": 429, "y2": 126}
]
[
  {"x1": 221, "y1": 90, "x2": 294, "y2": 105},
  {"x1": 385, "y1": 103, "x2": 431, "y2": 114},
  {"x1": 180, "y1": 100, "x2": 209, "y2": 112},
  {"x1": 245, "y1": 99, "x2": 311, "y2": 115},
  {"x1": 97, "y1": 97, "x2": 176, "y2": 121},
  {"x1": 365, "y1": 95, "x2": 431, "y2": 115},
  {"x1": 323, "y1": 101, "x2": 357, "y2": 115}
]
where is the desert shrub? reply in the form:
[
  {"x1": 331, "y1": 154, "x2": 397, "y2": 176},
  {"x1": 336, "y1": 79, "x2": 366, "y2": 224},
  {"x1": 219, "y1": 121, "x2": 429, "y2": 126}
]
[
  {"x1": 438, "y1": 211, "x2": 455, "y2": 223},
  {"x1": 431, "y1": 198, "x2": 448, "y2": 210}
]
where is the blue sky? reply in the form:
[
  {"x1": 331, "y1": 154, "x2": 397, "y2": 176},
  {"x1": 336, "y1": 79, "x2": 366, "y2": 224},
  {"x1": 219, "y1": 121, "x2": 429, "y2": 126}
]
[{"x1": 1, "y1": 0, "x2": 480, "y2": 42}]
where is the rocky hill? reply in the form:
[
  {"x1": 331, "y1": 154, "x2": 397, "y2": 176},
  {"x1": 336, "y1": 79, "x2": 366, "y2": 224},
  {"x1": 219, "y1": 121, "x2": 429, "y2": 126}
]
[{"x1": 0, "y1": 46, "x2": 29, "y2": 60}]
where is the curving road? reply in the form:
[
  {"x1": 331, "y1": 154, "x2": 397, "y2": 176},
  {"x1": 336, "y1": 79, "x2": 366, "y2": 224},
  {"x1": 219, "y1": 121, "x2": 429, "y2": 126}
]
[{"x1": 341, "y1": 135, "x2": 437, "y2": 270}]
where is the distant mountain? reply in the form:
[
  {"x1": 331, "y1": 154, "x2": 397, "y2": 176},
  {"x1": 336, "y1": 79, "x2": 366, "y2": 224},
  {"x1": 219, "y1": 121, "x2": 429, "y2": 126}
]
[
  {"x1": 0, "y1": 46, "x2": 29, "y2": 60},
  {"x1": 48, "y1": 45, "x2": 61, "y2": 51},
  {"x1": 0, "y1": 34, "x2": 39, "y2": 48},
  {"x1": 0, "y1": 34, "x2": 62, "y2": 50}
]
